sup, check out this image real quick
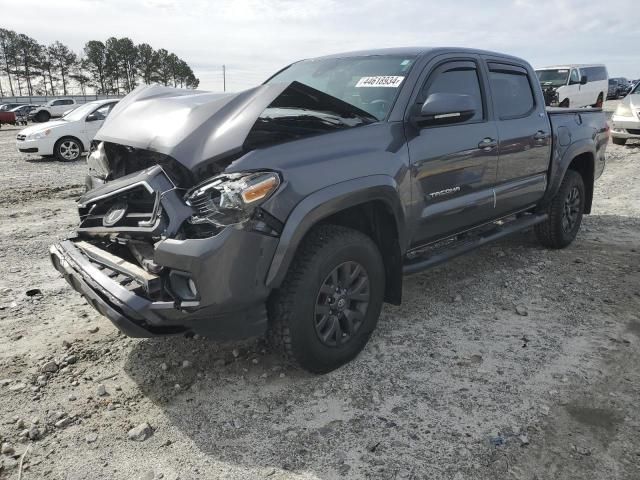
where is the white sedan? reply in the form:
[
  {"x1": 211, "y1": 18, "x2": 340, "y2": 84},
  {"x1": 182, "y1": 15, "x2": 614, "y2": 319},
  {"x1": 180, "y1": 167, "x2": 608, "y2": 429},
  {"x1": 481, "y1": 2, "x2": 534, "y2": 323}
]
[{"x1": 16, "y1": 100, "x2": 118, "y2": 161}]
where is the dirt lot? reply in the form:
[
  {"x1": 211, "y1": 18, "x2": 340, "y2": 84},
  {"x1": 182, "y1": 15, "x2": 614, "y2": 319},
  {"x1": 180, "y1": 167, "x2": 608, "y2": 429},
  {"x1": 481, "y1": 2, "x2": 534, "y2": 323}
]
[{"x1": 0, "y1": 111, "x2": 639, "y2": 480}]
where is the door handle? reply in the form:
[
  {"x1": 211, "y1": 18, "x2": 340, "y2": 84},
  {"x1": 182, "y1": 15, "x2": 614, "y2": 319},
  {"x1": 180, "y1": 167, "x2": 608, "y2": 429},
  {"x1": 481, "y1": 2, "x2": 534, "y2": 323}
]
[
  {"x1": 478, "y1": 137, "x2": 497, "y2": 151},
  {"x1": 533, "y1": 130, "x2": 548, "y2": 141}
]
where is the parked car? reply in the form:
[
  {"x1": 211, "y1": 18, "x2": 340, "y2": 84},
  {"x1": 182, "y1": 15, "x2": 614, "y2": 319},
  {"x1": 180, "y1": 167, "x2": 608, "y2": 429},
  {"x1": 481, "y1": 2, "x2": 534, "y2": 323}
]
[
  {"x1": 535, "y1": 64, "x2": 608, "y2": 107},
  {"x1": 0, "y1": 104, "x2": 38, "y2": 128},
  {"x1": 29, "y1": 98, "x2": 77, "y2": 122},
  {"x1": 611, "y1": 80, "x2": 640, "y2": 145},
  {"x1": 0, "y1": 102, "x2": 29, "y2": 112},
  {"x1": 16, "y1": 100, "x2": 118, "y2": 161},
  {"x1": 50, "y1": 47, "x2": 608, "y2": 373},
  {"x1": 14, "y1": 104, "x2": 38, "y2": 125},
  {"x1": 608, "y1": 79, "x2": 622, "y2": 100},
  {"x1": 610, "y1": 77, "x2": 632, "y2": 98}
]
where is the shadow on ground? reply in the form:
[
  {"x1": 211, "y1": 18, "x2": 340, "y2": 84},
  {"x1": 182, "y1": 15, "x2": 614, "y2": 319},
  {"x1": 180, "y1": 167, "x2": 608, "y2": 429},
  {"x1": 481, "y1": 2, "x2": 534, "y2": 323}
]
[{"x1": 121, "y1": 216, "x2": 640, "y2": 478}]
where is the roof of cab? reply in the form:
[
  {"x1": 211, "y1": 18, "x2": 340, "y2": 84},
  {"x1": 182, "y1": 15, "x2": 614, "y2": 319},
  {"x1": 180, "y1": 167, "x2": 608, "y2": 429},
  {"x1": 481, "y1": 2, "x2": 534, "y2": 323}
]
[{"x1": 313, "y1": 46, "x2": 527, "y2": 63}]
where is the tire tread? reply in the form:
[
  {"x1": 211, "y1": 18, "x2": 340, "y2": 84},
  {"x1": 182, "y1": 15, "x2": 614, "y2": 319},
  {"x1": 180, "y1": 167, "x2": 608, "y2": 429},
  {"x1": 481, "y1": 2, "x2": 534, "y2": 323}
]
[{"x1": 268, "y1": 224, "x2": 381, "y2": 372}]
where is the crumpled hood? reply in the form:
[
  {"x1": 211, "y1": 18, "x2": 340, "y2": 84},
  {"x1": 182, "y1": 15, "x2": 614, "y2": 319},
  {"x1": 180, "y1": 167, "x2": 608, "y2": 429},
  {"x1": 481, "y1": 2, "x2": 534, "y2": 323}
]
[{"x1": 95, "y1": 83, "x2": 294, "y2": 171}]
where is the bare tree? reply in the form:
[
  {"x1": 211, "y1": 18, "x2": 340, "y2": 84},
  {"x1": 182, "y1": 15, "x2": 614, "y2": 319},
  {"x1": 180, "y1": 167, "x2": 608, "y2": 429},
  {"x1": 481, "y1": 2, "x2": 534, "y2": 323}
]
[{"x1": 48, "y1": 41, "x2": 77, "y2": 95}]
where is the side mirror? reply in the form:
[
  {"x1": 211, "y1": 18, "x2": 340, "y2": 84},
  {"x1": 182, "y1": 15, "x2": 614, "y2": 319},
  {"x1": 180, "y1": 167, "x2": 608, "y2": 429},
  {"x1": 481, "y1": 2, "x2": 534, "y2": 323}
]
[
  {"x1": 86, "y1": 112, "x2": 105, "y2": 122},
  {"x1": 413, "y1": 93, "x2": 477, "y2": 126},
  {"x1": 580, "y1": 75, "x2": 588, "y2": 85}
]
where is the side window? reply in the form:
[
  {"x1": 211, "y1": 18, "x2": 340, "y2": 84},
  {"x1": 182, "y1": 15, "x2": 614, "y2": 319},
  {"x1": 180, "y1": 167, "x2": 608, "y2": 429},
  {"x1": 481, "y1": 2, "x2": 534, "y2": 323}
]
[
  {"x1": 593, "y1": 67, "x2": 606, "y2": 81},
  {"x1": 570, "y1": 69, "x2": 580, "y2": 84},
  {"x1": 63, "y1": 99, "x2": 74, "y2": 105},
  {"x1": 51, "y1": 100, "x2": 62, "y2": 106},
  {"x1": 488, "y1": 65, "x2": 535, "y2": 119},
  {"x1": 92, "y1": 104, "x2": 111, "y2": 119},
  {"x1": 421, "y1": 62, "x2": 484, "y2": 123}
]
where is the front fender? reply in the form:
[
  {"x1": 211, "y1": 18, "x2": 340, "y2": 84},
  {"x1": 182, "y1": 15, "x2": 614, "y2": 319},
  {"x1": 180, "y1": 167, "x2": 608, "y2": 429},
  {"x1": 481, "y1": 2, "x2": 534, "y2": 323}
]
[{"x1": 265, "y1": 175, "x2": 406, "y2": 288}]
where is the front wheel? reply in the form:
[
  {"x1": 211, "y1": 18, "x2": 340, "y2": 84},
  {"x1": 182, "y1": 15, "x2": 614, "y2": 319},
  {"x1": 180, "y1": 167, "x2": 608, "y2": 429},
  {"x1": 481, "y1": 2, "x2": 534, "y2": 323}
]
[
  {"x1": 35, "y1": 111, "x2": 50, "y2": 123},
  {"x1": 535, "y1": 170, "x2": 585, "y2": 249},
  {"x1": 54, "y1": 137, "x2": 82, "y2": 161},
  {"x1": 268, "y1": 225, "x2": 385, "y2": 373}
]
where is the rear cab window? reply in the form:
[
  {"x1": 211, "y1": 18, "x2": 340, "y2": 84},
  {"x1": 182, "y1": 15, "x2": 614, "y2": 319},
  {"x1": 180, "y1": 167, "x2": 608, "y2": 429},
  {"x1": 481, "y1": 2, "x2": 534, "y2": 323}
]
[{"x1": 488, "y1": 63, "x2": 535, "y2": 119}]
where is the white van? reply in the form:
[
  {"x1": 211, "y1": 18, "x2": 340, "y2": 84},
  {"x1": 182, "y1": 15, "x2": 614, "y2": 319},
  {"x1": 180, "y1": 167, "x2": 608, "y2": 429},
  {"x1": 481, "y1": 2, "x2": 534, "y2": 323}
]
[{"x1": 535, "y1": 64, "x2": 608, "y2": 108}]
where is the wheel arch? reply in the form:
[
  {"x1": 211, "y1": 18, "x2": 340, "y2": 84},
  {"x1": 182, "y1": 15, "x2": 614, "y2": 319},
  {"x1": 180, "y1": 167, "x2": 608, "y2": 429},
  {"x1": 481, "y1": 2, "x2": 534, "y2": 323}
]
[
  {"x1": 567, "y1": 152, "x2": 595, "y2": 213},
  {"x1": 541, "y1": 140, "x2": 595, "y2": 214},
  {"x1": 265, "y1": 176, "x2": 406, "y2": 305},
  {"x1": 55, "y1": 135, "x2": 87, "y2": 153}
]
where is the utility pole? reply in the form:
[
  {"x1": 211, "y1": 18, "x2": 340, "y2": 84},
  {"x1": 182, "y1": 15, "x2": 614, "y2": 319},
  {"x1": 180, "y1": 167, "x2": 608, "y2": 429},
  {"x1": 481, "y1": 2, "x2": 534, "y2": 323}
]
[{"x1": 222, "y1": 64, "x2": 226, "y2": 92}]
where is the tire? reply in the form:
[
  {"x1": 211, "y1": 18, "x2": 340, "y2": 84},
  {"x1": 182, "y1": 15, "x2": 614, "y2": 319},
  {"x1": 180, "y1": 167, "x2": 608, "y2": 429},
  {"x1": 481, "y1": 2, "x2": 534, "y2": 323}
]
[
  {"x1": 35, "y1": 111, "x2": 50, "y2": 123},
  {"x1": 54, "y1": 137, "x2": 82, "y2": 162},
  {"x1": 559, "y1": 98, "x2": 570, "y2": 108},
  {"x1": 268, "y1": 224, "x2": 385, "y2": 373},
  {"x1": 612, "y1": 137, "x2": 627, "y2": 146},
  {"x1": 535, "y1": 170, "x2": 585, "y2": 249},
  {"x1": 593, "y1": 93, "x2": 603, "y2": 108}
]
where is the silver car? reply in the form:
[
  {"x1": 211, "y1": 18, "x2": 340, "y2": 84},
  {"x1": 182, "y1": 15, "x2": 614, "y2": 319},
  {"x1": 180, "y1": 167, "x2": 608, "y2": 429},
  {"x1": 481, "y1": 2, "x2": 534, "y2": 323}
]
[{"x1": 611, "y1": 81, "x2": 640, "y2": 145}]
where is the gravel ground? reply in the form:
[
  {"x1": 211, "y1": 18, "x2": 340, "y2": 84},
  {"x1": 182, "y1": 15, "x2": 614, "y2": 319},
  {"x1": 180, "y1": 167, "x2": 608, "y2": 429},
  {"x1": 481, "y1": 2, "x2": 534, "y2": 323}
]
[{"x1": 0, "y1": 108, "x2": 639, "y2": 479}]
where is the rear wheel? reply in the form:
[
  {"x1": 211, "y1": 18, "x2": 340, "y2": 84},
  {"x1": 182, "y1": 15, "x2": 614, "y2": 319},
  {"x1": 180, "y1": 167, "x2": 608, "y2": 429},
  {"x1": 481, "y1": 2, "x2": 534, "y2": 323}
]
[
  {"x1": 559, "y1": 98, "x2": 570, "y2": 108},
  {"x1": 535, "y1": 170, "x2": 585, "y2": 249},
  {"x1": 268, "y1": 225, "x2": 385, "y2": 373},
  {"x1": 54, "y1": 137, "x2": 82, "y2": 161},
  {"x1": 612, "y1": 137, "x2": 627, "y2": 146}
]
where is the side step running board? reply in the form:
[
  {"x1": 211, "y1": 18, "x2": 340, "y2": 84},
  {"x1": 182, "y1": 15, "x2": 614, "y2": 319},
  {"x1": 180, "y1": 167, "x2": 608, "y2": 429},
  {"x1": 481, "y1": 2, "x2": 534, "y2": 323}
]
[{"x1": 402, "y1": 213, "x2": 547, "y2": 275}]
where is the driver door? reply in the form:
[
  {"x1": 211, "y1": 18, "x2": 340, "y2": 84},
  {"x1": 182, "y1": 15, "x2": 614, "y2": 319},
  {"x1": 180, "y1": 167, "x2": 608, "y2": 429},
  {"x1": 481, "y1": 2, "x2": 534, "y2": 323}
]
[{"x1": 406, "y1": 57, "x2": 499, "y2": 247}]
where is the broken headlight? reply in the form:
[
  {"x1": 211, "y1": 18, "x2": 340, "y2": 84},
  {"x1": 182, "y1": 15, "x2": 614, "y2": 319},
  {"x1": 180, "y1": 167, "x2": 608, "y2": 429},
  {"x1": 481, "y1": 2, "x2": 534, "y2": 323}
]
[
  {"x1": 185, "y1": 171, "x2": 280, "y2": 227},
  {"x1": 87, "y1": 141, "x2": 110, "y2": 180}
]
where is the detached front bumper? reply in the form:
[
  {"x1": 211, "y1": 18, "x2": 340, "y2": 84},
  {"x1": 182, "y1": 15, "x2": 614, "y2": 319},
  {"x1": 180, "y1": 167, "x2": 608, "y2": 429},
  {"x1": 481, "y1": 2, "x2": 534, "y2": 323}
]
[{"x1": 50, "y1": 228, "x2": 278, "y2": 339}]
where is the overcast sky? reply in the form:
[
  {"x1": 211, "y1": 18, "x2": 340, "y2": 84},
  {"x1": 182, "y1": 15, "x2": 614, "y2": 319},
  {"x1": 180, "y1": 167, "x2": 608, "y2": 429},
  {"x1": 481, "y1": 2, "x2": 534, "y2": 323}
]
[{"x1": 1, "y1": 0, "x2": 638, "y2": 92}]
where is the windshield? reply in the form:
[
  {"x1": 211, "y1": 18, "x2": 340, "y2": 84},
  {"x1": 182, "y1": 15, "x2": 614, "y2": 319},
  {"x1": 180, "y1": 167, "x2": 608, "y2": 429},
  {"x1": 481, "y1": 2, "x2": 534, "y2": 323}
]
[
  {"x1": 266, "y1": 55, "x2": 416, "y2": 120},
  {"x1": 536, "y1": 69, "x2": 569, "y2": 87},
  {"x1": 62, "y1": 102, "x2": 100, "y2": 122}
]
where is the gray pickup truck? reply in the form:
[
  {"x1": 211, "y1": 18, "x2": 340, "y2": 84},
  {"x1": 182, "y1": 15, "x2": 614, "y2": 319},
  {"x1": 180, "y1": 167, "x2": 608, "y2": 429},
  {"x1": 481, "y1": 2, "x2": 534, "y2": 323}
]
[{"x1": 50, "y1": 47, "x2": 608, "y2": 373}]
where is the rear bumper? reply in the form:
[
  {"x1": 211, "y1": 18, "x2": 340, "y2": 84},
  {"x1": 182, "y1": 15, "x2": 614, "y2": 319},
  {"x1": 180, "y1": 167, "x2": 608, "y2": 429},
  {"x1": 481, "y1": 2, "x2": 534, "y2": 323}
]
[{"x1": 50, "y1": 232, "x2": 277, "y2": 339}]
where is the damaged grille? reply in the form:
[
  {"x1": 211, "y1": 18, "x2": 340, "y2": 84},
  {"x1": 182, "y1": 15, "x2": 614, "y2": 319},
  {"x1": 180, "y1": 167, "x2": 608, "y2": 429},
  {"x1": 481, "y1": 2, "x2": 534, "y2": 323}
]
[{"x1": 78, "y1": 185, "x2": 162, "y2": 233}]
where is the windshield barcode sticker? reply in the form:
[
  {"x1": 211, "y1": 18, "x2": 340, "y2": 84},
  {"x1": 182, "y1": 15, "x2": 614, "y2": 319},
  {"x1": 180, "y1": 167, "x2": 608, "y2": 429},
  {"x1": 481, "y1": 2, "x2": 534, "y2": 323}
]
[{"x1": 356, "y1": 76, "x2": 405, "y2": 88}]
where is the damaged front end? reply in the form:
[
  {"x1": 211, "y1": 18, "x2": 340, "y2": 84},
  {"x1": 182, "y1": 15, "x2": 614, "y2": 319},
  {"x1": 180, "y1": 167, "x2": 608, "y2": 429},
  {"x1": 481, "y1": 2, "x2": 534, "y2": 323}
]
[
  {"x1": 542, "y1": 86, "x2": 560, "y2": 107},
  {"x1": 50, "y1": 81, "x2": 374, "y2": 338},
  {"x1": 50, "y1": 161, "x2": 283, "y2": 338}
]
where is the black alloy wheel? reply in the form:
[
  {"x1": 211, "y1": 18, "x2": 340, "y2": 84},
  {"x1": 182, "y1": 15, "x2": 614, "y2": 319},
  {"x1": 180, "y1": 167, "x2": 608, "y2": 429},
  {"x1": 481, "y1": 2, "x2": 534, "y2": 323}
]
[
  {"x1": 562, "y1": 186, "x2": 581, "y2": 233},
  {"x1": 314, "y1": 261, "x2": 370, "y2": 347}
]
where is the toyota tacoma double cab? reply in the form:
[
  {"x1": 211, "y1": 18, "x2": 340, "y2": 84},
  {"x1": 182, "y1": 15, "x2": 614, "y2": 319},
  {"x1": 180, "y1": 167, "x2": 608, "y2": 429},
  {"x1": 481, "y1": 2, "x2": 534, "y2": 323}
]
[{"x1": 50, "y1": 47, "x2": 608, "y2": 373}]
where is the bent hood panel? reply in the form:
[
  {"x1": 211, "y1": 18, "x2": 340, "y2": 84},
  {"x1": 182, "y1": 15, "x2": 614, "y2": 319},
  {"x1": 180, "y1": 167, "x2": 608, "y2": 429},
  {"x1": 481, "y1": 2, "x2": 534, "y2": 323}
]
[{"x1": 95, "y1": 83, "x2": 293, "y2": 172}]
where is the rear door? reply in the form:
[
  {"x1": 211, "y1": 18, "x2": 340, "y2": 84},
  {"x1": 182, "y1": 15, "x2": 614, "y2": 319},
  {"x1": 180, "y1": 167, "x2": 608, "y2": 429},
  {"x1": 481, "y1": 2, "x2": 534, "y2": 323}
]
[
  {"x1": 406, "y1": 55, "x2": 499, "y2": 246},
  {"x1": 486, "y1": 61, "x2": 551, "y2": 216}
]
